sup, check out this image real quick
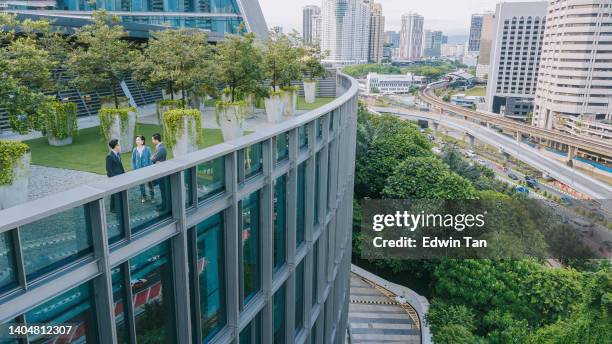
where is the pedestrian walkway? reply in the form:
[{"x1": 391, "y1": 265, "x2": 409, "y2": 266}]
[{"x1": 348, "y1": 273, "x2": 421, "y2": 344}]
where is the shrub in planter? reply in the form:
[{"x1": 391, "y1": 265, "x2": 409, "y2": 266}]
[
  {"x1": 156, "y1": 99, "x2": 185, "y2": 125},
  {"x1": 303, "y1": 80, "x2": 318, "y2": 104},
  {"x1": 99, "y1": 107, "x2": 137, "y2": 153},
  {"x1": 216, "y1": 101, "x2": 248, "y2": 141},
  {"x1": 281, "y1": 86, "x2": 299, "y2": 117},
  {"x1": 0, "y1": 140, "x2": 30, "y2": 210},
  {"x1": 264, "y1": 88, "x2": 284, "y2": 123},
  {"x1": 162, "y1": 108, "x2": 204, "y2": 157},
  {"x1": 100, "y1": 95, "x2": 129, "y2": 109},
  {"x1": 44, "y1": 101, "x2": 79, "y2": 146}
]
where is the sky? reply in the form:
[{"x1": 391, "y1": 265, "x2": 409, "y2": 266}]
[{"x1": 258, "y1": 0, "x2": 527, "y2": 36}]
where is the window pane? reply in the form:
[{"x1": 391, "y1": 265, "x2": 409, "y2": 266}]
[
  {"x1": 241, "y1": 191, "x2": 260, "y2": 304},
  {"x1": 273, "y1": 175, "x2": 287, "y2": 272},
  {"x1": 273, "y1": 283, "x2": 286, "y2": 344},
  {"x1": 128, "y1": 176, "x2": 172, "y2": 234},
  {"x1": 20, "y1": 206, "x2": 93, "y2": 281},
  {"x1": 111, "y1": 265, "x2": 129, "y2": 344},
  {"x1": 296, "y1": 163, "x2": 306, "y2": 247},
  {"x1": 312, "y1": 240, "x2": 319, "y2": 307},
  {"x1": 130, "y1": 241, "x2": 176, "y2": 342},
  {"x1": 197, "y1": 157, "x2": 225, "y2": 202},
  {"x1": 244, "y1": 143, "x2": 263, "y2": 180},
  {"x1": 239, "y1": 312, "x2": 262, "y2": 344},
  {"x1": 106, "y1": 192, "x2": 125, "y2": 245},
  {"x1": 295, "y1": 261, "x2": 304, "y2": 335},
  {"x1": 314, "y1": 152, "x2": 320, "y2": 226},
  {"x1": 276, "y1": 133, "x2": 289, "y2": 162},
  {"x1": 26, "y1": 282, "x2": 97, "y2": 343},
  {"x1": 184, "y1": 168, "x2": 194, "y2": 208},
  {"x1": 298, "y1": 125, "x2": 308, "y2": 149},
  {"x1": 0, "y1": 231, "x2": 17, "y2": 294},
  {"x1": 195, "y1": 214, "x2": 226, "y2": 342},
  {"x1": 329, "y1": 112, "x2": 334, "y2": 131},
  {"x1": 0, "y1": 318, "x2": 20, "y2": 344},
  {"x1": 315, "y1": 118, "x2": 322, "y2": 138}
]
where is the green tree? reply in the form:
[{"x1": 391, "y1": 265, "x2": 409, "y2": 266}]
[
  {"x1": 433, "y1": 325, "x2": 482, "y2": 344},
  {"x1": 214, "y1": 32, "x2": 265, "y2": 102},
  {"x1": 135, "y1": 28, "x2": 215, "y2": 103},
  {"x1": 66, "y1": 10, "x2": 138, "y2": 108},
  {"x1": 263, "y1": 31, "x2": 302, "y2": 90},
  {"x1": 301, "y1": 44, "x2": 328, "y2": 81}
]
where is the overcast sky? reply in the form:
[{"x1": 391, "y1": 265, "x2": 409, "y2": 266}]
[{"x1": 258, "y1": 0, "x2": 528, "y2": 36}]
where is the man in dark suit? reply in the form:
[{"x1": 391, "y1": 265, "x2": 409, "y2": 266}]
[
  {"x1": 106, "y1": 139, "x2": 125, "y2": 212},
  {"x1": 151, "y1": 133, "x2": 169, "y2": 212}
]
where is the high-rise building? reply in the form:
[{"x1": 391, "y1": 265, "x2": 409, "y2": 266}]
[
  {"x1": 321, "y1": 0, "x2": 371, "y2": 65},
  {"x1": 533, "y1": 0, "x2": 612, "y2": 139},
  {"x1": 384, "y1": 31, "x2": 400, "y2": 47},
  {"x1": 441, "y1": 43, "x2": 466, "y2": 58},
  {"x1": 272, "y1": 25, "x2": 284, "y2": 35},
  {"x1": 399, "y1": 12, "x2": 424, "y2": 61},
  {"x1": 5, "y1": 0, "x2": 269, "y2": 37},
  {"x1": 368, "y1": 2, "x2": 385, "y2": 63},
  {"x1": 476, "y1": 12, "x2": 495, "y2": 78},
  {"x1": 468, "y1": 13, "x2": 485, "y2": 53},
  {"x1": 423, "y1": 30, "x2": 444, "y2": 57},
  {"x1": 485, "y1": 1, "x2": 548, "y2": 120},
  {"x1": 303, "y1": 5, "x2": 322, "y2": 45}
]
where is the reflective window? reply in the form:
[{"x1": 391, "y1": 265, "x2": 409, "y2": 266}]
[
  {"x1": 314, "y1": 152, "x2": 321, "y2": 226},
  {"x1": 241, "y1": 191, "x2": 260, "y2": 305},
  {"x1": 276, "y1": 133, "x2": 289, "y2": 162},
  {"x1": 0, "y1": 231, "x2": 17, "y2": 294},
  {"x1": 315, "y1": 118, "x2": 322, "y2": 139},
  {"x1": 0, "y1": 318, "x2": 20, "y2": 344},
  {"x1": 244, "y1": 143, "x2": 263, "y2": 180},
  {"x1": 184, "y1": 168, "x2": 194, "y2": 208},
  {"x1": 273, "y1": 175, "x2": 287, "y2": 272},
  {"x1": 26, "y1": 282, "x2": 97, "y2": 343},
  {"x1": 329, "y1": 112, "x2": 335, "y2": 131},
  {"x1": 327, "y1": 149, "x2": 332, "y2": 211},
  {"x1": 130, "y1": 241, "x2": 176, "y2": 342},
  {"x1": 312, "y1": 240, "x2": 319, "y2": 307},
  {"x1": 197, "y1": 157, "x2": 225, "y2": 202},
  {"x1": 111, "y1": 265, "x2": 129, "y2": 344},
  {"x1": 106, "y1": 192, "x2": 125, "y2": 244},
  {"x1": 20, "y1": 206, "x2": 93, "y2": 281},
  {"x1": 193, "y1": 214, "x2": 226, "y2": 343},
  {"x1": 295, "y1": 261, "x2": 305, "y2": 336},
  {"x1": 239, "y1": 312, "x2": 262, "y2": 344},
  {"x1": 128, "y1": 176, "x2": 172, "y2": 233},
  {"x1": 273, "y1": 283, "x2": 286, "y2": 344},
  {"x1": 298, "y1": 125, "x2": 308, "y2": 149},
  {"x1": 296, "y1": 163, "x2": 306, "y2": 247}
]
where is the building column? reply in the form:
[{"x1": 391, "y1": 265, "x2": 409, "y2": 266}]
[
  {"x1": 515, "y1": 131, "x2": 521, "y2": 143},
  {"x1": 567, "y1": 146, "x2": 577, "y2": 166}
]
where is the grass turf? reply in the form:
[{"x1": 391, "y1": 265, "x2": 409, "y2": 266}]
[
  {"x1": 459, "y1": 87, "x2": 486, "y2": 97},
  {"x1": 25, "y1": 124, "x2": 224, "y2": 175},
  {"x1": 297, "y1": 96, "x2": 335, "y2": 111}
]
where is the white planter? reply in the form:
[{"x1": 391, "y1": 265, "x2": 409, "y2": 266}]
[
  {"x1": 162, "y1": 90, "x2": 183, "y2": 100},
  {"x1": 264, "y1": 94, "x2": 284, "y2": 123},
  {"x1": 0, "y1": 152, "x2": 30, "y2": 210},
  {"x1": 304, "y1": 81, "x2": 317, "y2": 104},
  {"x1": 172, "y1": 117, "x2": 200, "y2": 157},
  {"x1": 217, "y1": 104, "x2": 246, "y2": 141},
  {"x1": 48, "y1": 135, "x2": 73, "y2": 146},
  {"x1": 109, "y1": 110, "x2": 137, "y2": 153},
  {"x1": 281, "y1": 89, "x2": 298, "y2": 117},
  {"x1": 246, "y1": 94, "x2": 255, "y2": 115},
  {"x1": 101, "y1": 98, "x2": 129, "y2": 109}
]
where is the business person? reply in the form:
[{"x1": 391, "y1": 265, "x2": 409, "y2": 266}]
[
  {"x1": 106, "y1": 139, "x2": 125, "y2": 212},
  {"x1": 131, "y1": 135, "x2": 154, "y2": 202},
  {"x1": 151, "y1": 133, "x2": 169, "y2": 211}
]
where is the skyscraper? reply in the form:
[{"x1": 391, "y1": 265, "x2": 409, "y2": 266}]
[
  {"x1": 468, "y1": 13, "x2": 485, "y2": 53},
  {"x1": 533, "y1": 0, "x2": 612, "y2": 138},
  {"x1": 368, "y1": 2, "x2": 385, "y2": 63},
  {"x1": 423, "y1": 30, "x2": 444, "y2": 57},
  {"x1": 303, "y1": 5, "x2": 322, "y2": 45},
  {"x1": 399, "y1": 12, "x2": 424, "y2": 61},
  {"x1": 476, "y1": 12, "x2": 495, "y2": 78},
  {"x1": 321, "y1": 0, "x2": 371, "y2": 65},
  {"x1": 485, "y1": 1, "x2": 548, "y2": 119}
]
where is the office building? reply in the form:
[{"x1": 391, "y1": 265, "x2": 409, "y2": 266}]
[
  {"x1": 384, "y1": 30, "x2": 400, "y2": 47},
  {"x1": 303, "y1": 5, "x2": 322, "y2": 45},
  {"x1": 468, "y1": 13, "x2": 485, "y2": 53},
  {"x1": 366, "y1": 72, "x2": 417, "y2": 94},
  {"x1": 533, "y1": 0, "x2": 612, "y2": 140},
  {"x1": 0, "y1": 73, "x2": 359, "y2": 344},
  {"x1": 399, "y1": 12, "x2": 424, "y2": 61},
  {"x1": 441, "y1": 43, "x2": 465, "y2": 58},
  {"x1": 423, "y1": 30, "x2": 444, "y2": 57},
  {"x1": 476, "y1": 12, "x2": 495, "y2": 78},
  {"x1": 485, "y1": 1, "x2": 548, "y2": 120},
  {"x1": 368, "y1": 2, "x2": 385, "y2": 63},
  {"x1": 321, "y1": 0, "x2": 371, "y2": 65},
  {"x1": 5, "y1": 0, "x2": 269, "y2": 38}
]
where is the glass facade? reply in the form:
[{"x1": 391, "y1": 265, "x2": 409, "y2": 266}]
[
  {"x1": 0, "y1": 73, "x2": 357, "y2": 344},
  {"x1": 298, "y1": 125, "x2": 308, "y2": 149},
  {"x1": 276, "y1": 133, "x2": 289, "y2": 162}
]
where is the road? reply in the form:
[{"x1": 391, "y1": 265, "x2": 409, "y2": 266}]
[{"x1": 370, "y1": 105, "x2": 612, "y2": 200}]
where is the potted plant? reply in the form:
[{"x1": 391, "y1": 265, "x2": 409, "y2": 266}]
[
  {"x1": 162, "y1": 108, "x2": 204, "y2": 157},
  {"x1": 99, "y1": 107, "x2": 137, "y2": 153},
  {"x1": 156, "y1": 99, "x2": 185, "y2": 125},
  {"x1": 45, "y1": 101, "x2": 79, "y2": 146},
  {"x1": 301, "y1": 45, "x2": 328, "y2": 104},
  {"x1": 214, "y1": 32, "x2": 265, "y2": 141},
  {"x1": 0, "y1": 140, "x2": 30, "y2": 210},
  {"x1": 281, "y1": 85, "x2": 300, "y2": 117}
]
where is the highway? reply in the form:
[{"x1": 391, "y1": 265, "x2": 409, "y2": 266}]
[{"x1": 369, "y1": 105, "x2": 612, "y2": 200}]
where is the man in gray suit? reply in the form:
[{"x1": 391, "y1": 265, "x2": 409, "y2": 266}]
[{"x1": 151, "y1": 133, "x2": 169, "y2": 212}]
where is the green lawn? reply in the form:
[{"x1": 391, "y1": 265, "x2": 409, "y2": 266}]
[
  {"x1": 297, "y1": 96, "x2": 335, "y2": 111},
  {"x1": 460, "y1": 87, "x2": 486, "y2": 97},
  {"x1": 25, "y1": 124, "x2": 224, "y2": 175}
]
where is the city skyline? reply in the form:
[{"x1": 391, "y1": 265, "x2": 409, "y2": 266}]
[{"x1": 260, "y1": 0, "x2": 535, "y2": 35}]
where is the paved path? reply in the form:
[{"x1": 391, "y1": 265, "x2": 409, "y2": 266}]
[
  {"x1": 349, "y1": 273, "x2": 420, "y2": 344},
  {"x1": 28, "y1": 165, "x2": 104, "y2": 202}
]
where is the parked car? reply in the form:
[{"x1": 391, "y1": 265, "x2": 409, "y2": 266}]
[
  {"x1": 561, "y1": 196, "x2": 573, "y2": 206},
  {"x1": 515, "y1": 186, "x2": 529, "y2": 194},
  {"x1": 464, "y1": 150, "x2": 476, "y2": 158},
  {"x1": 508, "y1": 173, "x2": 519, "y2": 181},
  {"x1": 526, "y1": 179, "x2": 540, "y2": 190}
]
